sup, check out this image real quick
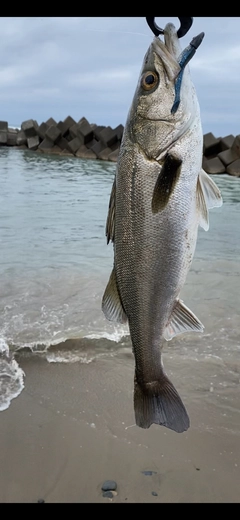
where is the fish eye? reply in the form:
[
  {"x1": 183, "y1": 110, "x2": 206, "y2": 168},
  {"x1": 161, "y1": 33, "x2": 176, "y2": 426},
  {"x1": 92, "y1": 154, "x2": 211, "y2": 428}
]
[{"x1": 141, "y1": 71, "x2": 158, "y2": 91}]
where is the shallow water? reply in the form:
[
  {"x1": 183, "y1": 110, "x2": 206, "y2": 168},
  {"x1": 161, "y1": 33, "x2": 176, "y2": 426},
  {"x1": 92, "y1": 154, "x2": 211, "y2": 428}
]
[{"x1": 0, "y1": 147, "x2": 239, "y2": 427}]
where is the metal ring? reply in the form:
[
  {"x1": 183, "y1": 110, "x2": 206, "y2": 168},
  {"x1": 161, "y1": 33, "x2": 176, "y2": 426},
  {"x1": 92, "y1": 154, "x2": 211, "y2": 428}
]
[
  {"x1": 146, "y1": 17, "x2": 193, "y2": 38},
  {"x1": 146, "y1": 17, "x2": 164, "y2": 37},
  {"x1": 177, "y1": 17, "x2": 193, "y2": 38}
]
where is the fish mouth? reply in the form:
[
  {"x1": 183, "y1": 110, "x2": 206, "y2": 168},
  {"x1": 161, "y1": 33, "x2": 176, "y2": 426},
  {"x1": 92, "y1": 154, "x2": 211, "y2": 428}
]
[
  {"x1": 137, "y1": 113, "x2": 176, "y2": 125},
  {"x1": 151, "y1": 118, "x2": 175, "y2": 123}
]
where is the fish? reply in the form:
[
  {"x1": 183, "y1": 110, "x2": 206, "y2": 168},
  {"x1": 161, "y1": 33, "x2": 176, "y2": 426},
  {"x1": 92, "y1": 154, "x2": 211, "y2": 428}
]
[{"x1": 102, "y1": 22, "x2": 222, "y2": 433}]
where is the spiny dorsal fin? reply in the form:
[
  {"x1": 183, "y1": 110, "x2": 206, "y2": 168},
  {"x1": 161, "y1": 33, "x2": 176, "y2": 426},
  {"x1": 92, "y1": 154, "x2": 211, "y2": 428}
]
[
  {"x1": 164, "y1": 299, "x2": 204, "y2": 341},
  {"x1": 152, "y1": 153, "x2": 182, "y2": 214},
  {"x1": 102, "y1": 267, "x2": 128, "y2": 324},
  {"x1": 106, "y1": 176, "x2": 116, "y2": 244}
]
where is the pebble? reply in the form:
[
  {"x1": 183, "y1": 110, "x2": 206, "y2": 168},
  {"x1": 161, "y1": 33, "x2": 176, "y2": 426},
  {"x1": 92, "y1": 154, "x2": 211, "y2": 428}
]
[
  {"x1": 102, "y1": 480, "x2": 117, "y2": 491},
  {"x1": 152, "y1": 491, "x2": 158, "y2": 497},
  {"x1": 102, "y1": 491, "x2": 113, "y2": 499},
  {"x1": 37, "y1": 499, "x2": 45, "y2": 503},
  {"x1": 142, "y1": 470, "x2": 157, "y2": 476}
]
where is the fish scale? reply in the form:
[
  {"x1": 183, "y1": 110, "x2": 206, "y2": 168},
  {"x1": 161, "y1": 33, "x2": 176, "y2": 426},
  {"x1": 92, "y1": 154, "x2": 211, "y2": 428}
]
[{"x1": 102, "y1": 22, "x2": 222, "y2": 432}]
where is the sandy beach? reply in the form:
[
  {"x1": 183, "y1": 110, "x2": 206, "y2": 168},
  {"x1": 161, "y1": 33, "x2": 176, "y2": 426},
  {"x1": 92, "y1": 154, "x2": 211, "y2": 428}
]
[
  {"x1": 0, "y1": 350, "x2": 239, "y2": 503},
  {"x1": 0, "y1": 152, "x2": 239, "y2": 503}
]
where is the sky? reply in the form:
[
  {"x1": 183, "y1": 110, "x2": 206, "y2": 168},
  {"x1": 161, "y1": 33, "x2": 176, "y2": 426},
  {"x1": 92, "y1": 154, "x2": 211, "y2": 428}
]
[{"x1": 1, "y1": 16, "x2": 240, "y2": 138}]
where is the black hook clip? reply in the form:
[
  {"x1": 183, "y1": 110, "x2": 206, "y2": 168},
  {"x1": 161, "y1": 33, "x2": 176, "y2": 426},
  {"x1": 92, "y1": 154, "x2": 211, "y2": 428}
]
[{"x1": 146, "y1": 17, "x2": 193, "y2": 38}]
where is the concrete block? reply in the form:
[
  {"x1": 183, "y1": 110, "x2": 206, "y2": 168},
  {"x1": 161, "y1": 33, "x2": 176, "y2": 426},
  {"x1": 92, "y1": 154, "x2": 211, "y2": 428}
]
[
  {"x1": 37, "y1": 122, "x2": 49, "y2": 140},
  {"x1": 67, "y1": 137, "x2": 81, "y2": 154},
  {"x1": 16, "y1": 130, "x2": 27, "y2": 146},
  {"x1": 99, "y1": 126, "x2": 118, "y2": 147},
  {"x1": 17, "y1": 144, "x2": 28, "y2": 150},
  {"x1": 226, "y1": 159, "x2": 240, "y2": 177},
  {"x1": 110, "y1": 141, "x2": 120, "y2": 152},
  {"x1": 217, "y1": 149, "x2": 238, "y2": 167},
  {"x1": 58, "y1": 116, "x2": 77, "y2": 137},
  {"x1": 38, "y1": 137, "x2": 54, "y2": 151},
  {"x1": 203, "y1": 156, "x2": 226, "y2": 174},
  {"x1": 98, "y1": 147, "x2": 112, "y2": 161},
  {"x1": 45, "y1": 124, "x2": 62, "y2": 143},
  {"x1": 47, "y1": 145, "x2": 62, "y2": 154},
  {"x1": 57, "y1": 137, "x2": 72, "y2": 151},
  {"x1": 90, "y1": 140, "x2": 106, "y2": 158},
  {"x1": 231, "y1": 135, "x2": 240, "y2": 158},
  {"x1": 0, "y1": 132, "x2": 7, "y2": 144},
  {"x1": 63, "y1": 132, "x2": 72, "y2": 142},
  {"x1": 93, "y1": 125, "x2": 105, "y2": 141},
  {"x1": 203, "y1": 132, "x2": 216, "y2": 148},
  {"x1": 203, "y1": 132, "x2": 222, "y2": 156},
  {"x1": 220, "y1": 134, "x2": 235, "y2": 151},
  {"x1": 202, "y1": 156, "x2": 209, "y2": 171},
  {"x1": 56, "y1": 121, "x2": 65, "y2": 135},
  {"x1": 108, "y1": 148, "x2": 119, "y2": 162},
  {"x1": 76, "y1": 118, "x2": 93, "y2": 144},
  {"x1": 85, "y1": 138, "x2": 98, "y2": 150},
  {"x1": 27, "y1": 136, "x2": 40, "y2": 150},
  {"x1": 21, "y1": 119, "x2": 38, "y2": 138},
  {"x1": 75, "y1": 144, "x2": 97, "y2": 160},
  {"x1": 0, "y1": 121, "x2": 8, "y2": 131},
  {"x1": 60, "y1": 148, "x2": 74, "y2": 156},
  {"x1": 112, "y1": 124, "x2": 124, "y2": 141},
  {"x1": 8, "y1": 127, "x2": 18, "y2": 134},
  {"x1": 78, "y1": 116, "x2": 88, "y2": 124},
  {"x1": 69, "y1": 124, "x2": 85, "y2": 143},
  {"x1": 63, "y1": 115, "x2": 76, "y2": 129},
  {"x1": 45, "y1": 117, "x2": 57, "y2": 127},
  {"x1": 7, "y1": 129, "x2": 18, "y2": 146}
]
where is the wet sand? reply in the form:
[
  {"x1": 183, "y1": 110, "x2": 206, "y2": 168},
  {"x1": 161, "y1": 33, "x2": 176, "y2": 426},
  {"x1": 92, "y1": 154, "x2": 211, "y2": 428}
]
[{"x1": 0, "y1": 353, "x2": 239, "y2": 503}]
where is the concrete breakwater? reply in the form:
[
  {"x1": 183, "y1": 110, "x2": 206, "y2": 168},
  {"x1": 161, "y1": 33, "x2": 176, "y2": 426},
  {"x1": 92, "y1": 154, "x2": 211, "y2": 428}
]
[
  {"x1": 0, "y1": 116, "x2": 123, "y2": 163},
  {"x1": 203, "y1": 133, "x2": 240, "y2": 177},
  {"x1": 0, "y1": 117, "x2": 240, "y2": 176}
]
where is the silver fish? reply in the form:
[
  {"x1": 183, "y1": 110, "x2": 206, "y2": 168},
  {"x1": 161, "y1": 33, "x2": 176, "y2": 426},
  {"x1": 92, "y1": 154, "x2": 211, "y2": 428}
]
[{"x1": 102, "y1": 23, "x2": 222, "y2": 433}]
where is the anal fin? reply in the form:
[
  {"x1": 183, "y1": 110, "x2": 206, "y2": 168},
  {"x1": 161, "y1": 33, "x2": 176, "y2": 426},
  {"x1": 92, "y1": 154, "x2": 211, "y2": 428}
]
[
  {"x1": 102, "y1": 267, "x2": 127, "y2": 324},
  {"x1": 164, "y1": 299, "x2": 204, "y2": 341}
]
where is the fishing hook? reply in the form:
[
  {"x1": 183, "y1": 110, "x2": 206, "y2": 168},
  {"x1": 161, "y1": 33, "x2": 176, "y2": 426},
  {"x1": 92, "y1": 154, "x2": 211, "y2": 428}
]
[{"x1": 146, "y1": 17, "x2": 193, "y2": 38}]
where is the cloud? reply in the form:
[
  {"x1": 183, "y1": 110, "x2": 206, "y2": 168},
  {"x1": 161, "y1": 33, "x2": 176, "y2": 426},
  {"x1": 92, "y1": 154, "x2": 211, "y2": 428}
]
[
  {"x1": 0, "y1": 16, "x2": 239, "y2": 137},
  {"x1": 191, "y1": 44, "x2": 240, "y2": 83},
  {"x1": 67, "y1": 66, "x2": 138, "y2": 89}
]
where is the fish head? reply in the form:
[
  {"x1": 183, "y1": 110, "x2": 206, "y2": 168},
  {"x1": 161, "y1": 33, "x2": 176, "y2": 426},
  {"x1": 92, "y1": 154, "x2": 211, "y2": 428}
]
[{"x1": 127, "y1": 23, "x2": 201, "y2": 160}]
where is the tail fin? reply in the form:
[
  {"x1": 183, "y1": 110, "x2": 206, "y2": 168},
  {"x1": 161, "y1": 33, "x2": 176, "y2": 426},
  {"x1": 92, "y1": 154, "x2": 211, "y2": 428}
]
[{"x1": 134, "y1": 372, "x2": 190, "y2": 433}]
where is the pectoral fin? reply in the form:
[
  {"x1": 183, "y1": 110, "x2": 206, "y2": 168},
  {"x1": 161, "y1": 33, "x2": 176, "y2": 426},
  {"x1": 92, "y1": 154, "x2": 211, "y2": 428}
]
[
  {"x1": 102, "y1": 267, "x2": 128, "y2": 324},
  {"x1": 164, "y1": 299, "x2": 204, "y2": 341},
  {"x1": 197, "y1": 169, "x2": 223, "y2": 231},
  {"x1": 106, "y1": 176, "x2": 116, "y2": 244},
  {"x1": 152, "y1": 153, "x2": 182, "y2": 213}
]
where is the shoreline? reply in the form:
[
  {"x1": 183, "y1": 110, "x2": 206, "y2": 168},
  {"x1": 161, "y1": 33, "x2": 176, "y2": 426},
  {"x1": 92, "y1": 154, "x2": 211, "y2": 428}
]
[{"x1": 0, "y1": 353, "x2": 239, "y2": 503}]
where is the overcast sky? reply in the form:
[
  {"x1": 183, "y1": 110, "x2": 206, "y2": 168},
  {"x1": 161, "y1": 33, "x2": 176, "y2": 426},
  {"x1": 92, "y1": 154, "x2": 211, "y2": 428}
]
[{"x1": 1, "y1": 17, "x2": 239, "y2": 138}]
